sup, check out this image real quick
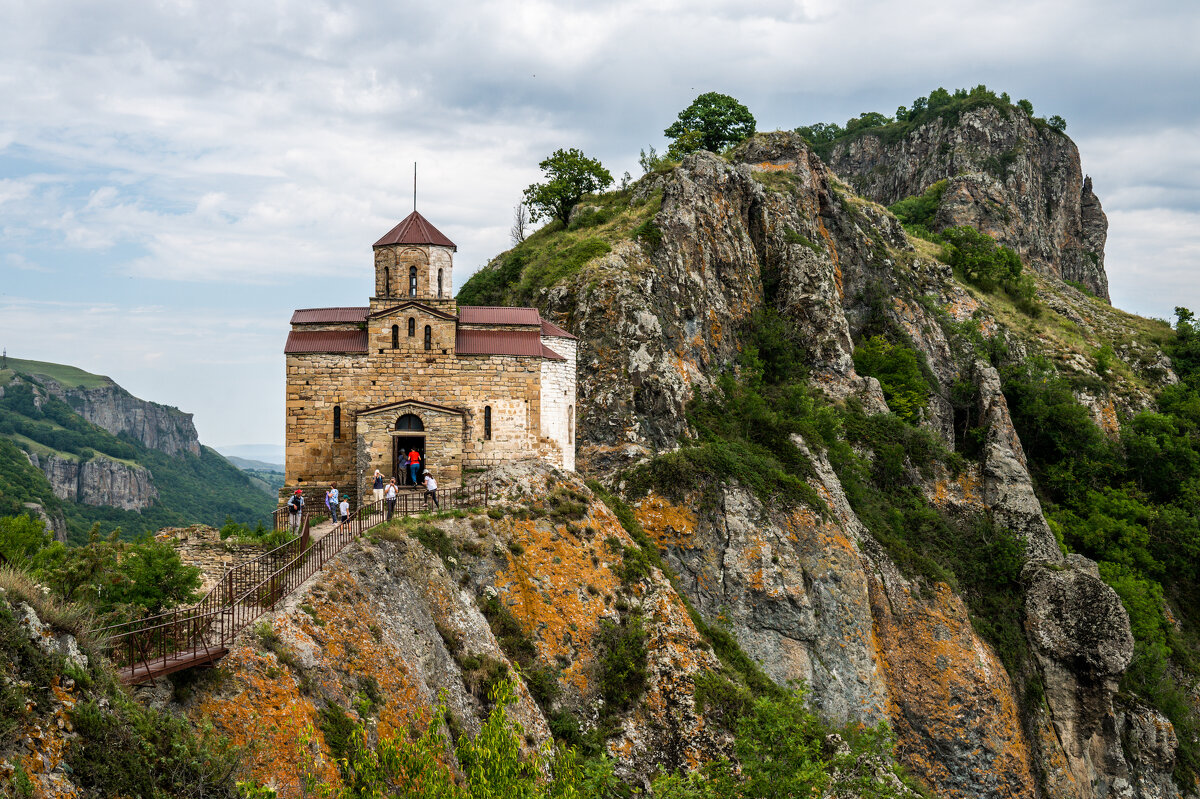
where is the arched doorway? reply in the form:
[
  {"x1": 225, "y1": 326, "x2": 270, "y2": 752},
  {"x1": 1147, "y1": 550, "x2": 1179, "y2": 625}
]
[{"x1": 394, "y1": 413, "x2": 425, "y2": 485}]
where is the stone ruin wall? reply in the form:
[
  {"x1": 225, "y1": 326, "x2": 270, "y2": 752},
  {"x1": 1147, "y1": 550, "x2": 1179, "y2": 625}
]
[{"x1": 538, "y1": 336, "x2": 578, "y2": 472}]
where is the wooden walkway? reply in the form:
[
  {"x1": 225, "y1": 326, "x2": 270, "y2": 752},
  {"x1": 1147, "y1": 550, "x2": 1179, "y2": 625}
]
[{"x1": 96, "y1": 483, "x2": 489, "y2": 685}]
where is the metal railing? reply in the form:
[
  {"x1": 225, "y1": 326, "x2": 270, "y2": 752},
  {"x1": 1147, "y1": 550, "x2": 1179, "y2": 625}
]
[{"x1": 97, "y1": 482, "x2": 489, "y2": 684}]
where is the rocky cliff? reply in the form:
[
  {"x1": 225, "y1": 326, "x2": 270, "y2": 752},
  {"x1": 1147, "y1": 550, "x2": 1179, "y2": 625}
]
[
  {"x1": 450, "y1": 129, "x2": 1193, "y2": 798},
  {"x1": 25, "y1": 451, "x2": 158, "y2": 511},
  {"x1": 36, "y1": 378, "x2": 202, "y2": 458},
  {"x1": 819, "y1": 104, "x2": 1110, "y2": 300}
]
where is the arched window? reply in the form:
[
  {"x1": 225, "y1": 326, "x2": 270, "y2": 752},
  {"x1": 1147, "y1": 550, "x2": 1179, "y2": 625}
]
[
  {"x1": 484, "y1": 406, "x2": 492, "y2": 440},
  {"x1": 391, "y1": 325, "x2": 399, "y2": 349},
  {"x1": 407, "y1": 317, "x2": 415, "y2": 337},
  {"x1": 437, "y1": 268, "x2": 444, "y2": 297},
  {"x1": 333, "y1": 405, "x2": 341, "y2": 440},
  {"x1": 409, "y1": 266, "x2": 418, "y2": 296},
  {"x1": 383, "y1": 266, "x2": 390, "y2": 297},
  {"x1": 568, "y1": 405, "x2": 574, "y2": 444},
  {"x1": 396, "y1": 413, "x2": 423, "y2": 431},
  {"x1": 424, "y1": 325, "x2": 432, "y2": 351}
]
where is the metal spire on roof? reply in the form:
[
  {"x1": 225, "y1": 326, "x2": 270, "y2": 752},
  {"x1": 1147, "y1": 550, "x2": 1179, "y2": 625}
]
[{"x1": 413, "y1": 162, "x2": 417, "y2": 211}]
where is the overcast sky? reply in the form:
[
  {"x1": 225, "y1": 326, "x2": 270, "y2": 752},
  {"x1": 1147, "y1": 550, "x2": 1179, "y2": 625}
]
[{"x1": 2, "y1": 0, "x2": 1198, "y2": 449}]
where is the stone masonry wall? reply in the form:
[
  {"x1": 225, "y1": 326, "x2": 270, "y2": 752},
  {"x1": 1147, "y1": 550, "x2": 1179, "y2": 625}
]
[
  {"x1": 285, "y1": 349, "x2": 547, "y2": 502},
  {"x1": 355, "y1": 403, "x2": 463, "y2": 492},
  {"x1": 539, "y1": 336, "x2": 578, "y2": 472}
]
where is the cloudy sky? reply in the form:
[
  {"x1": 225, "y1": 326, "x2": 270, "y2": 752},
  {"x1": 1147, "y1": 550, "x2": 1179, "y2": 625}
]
[{"x1": 2, "y1": 0, "x2": 1198, "y2": 450}]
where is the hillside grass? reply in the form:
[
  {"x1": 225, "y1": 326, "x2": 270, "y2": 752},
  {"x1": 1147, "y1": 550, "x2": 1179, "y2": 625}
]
[
  {"x1": 457, "y1": 186, "x2": 662, "y2": 306},
  {"x1": 3, "y1": 357, "x2": 113, "y2": 389}
]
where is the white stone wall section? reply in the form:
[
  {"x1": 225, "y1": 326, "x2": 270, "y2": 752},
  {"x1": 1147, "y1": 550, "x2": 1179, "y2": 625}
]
[{"x1": 539, "y1": 336, "x2": 578, "y2": 471}]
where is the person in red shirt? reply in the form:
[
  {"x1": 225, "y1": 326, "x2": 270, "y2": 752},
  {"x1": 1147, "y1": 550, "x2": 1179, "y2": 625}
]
[{"x1": 407, "y1": 448, "x2": 421, "y2": 486}]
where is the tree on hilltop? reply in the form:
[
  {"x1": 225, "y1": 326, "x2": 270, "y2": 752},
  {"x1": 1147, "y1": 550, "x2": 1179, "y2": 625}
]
[
  {"x1": 665, "y1": 92, "x2": 756, "y2": 155},
  {"x1": 522, "y1": 148, "x2": 613, "y2": 226}
]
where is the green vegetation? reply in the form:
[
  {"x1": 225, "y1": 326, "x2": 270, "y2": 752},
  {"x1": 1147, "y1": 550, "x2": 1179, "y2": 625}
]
[
  {"x1": 796, "y1": 84, "x2": 1069, "y2": 160},
  {"x1": 852, "y1": 335, "x2": 931, "y2": 424},
  {"x1": 0, "y1": 569, "x2": 238, "y2": 798},
  {"x1": 1, "y1": 356, "x2": 113, "y2": 389},
  {"x1": 523, "y1": 148, "x2": 614, "y2": 226},
  {"x1": 457, "y1": 187, "x2": 661, "y2": 307},
  {"x1": 1, "y1": 520, "x2": 202, "y2": 621},
  {"x1": 887, "y1": 179, "x2": 946, "y2": 240},
  {"x1": 999, "y1": 311, "x2": 1200, "y2": 781},
  {"x1": 0, "y1": 373, "x2": 274, "y2": 540},
  {"x1": 664, "y1": 92, "x2": 756, "y2": 156}
]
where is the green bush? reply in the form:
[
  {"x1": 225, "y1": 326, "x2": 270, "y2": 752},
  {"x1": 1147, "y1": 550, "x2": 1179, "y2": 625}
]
[
  {"x1": 596, "y1": 614, "x2": 648, "y2": 713},
  {"x1": 852, "y1": 336, "x2": 931, "y2": 423}
]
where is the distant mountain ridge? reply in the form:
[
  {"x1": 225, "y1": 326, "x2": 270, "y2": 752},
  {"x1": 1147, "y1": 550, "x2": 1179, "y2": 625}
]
[{"x1": 0, "y1": 357, "x2": 275, "y2": 541}]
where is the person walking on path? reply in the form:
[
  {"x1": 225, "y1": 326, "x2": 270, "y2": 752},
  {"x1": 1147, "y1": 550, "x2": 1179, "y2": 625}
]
[
  {"x1": 407, "y1": 448, "x2": 422, "y2": 487},
  {"x1": 328, "y1": 485, "x2": 339, "y2": 521},
  {"x1": 287, "y1": 490, "x2": 304, "y2": 532},
  {"x1": 339, "y1": 496, "x2": 350, "y2": 530},
  {"x1": 372, "y1": 469, "x2": 385, "y2": 503},
  {"x1": 423, "y1": 471, "x2": 439, "y2": 509},
  {"x1": 325, "y1": 487, "x2": 334, "y2": 520},
  {"x1": 384, "y1": 478, "x2": 398, "y2": 520}
]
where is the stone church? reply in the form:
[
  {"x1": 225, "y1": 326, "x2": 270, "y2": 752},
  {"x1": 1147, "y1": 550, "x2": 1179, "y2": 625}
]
[{"x1": 282, "y1": 210, "x2": 577, "y2": 503}]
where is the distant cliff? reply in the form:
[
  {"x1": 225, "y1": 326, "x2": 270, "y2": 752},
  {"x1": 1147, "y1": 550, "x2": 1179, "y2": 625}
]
[
  {"x1": 26, "y1": 451, "x2": 157, "y2": 511},
  {"x1": 815, "y1": 101, "x2": 1109, "y2": 299}
]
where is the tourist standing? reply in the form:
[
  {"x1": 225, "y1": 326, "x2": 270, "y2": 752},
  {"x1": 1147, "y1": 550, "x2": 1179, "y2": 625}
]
[
  {"x1": 372, "y1": 469, "x2": 385, "y2": 503},
  {"x1": 407, "y1": 448, "x2": 422, "y2": 486},
  {"x1": 423, "y1": 471, "x2": 439, "y2": 509},
  {"x1": 328, "y1": 485, "x2": 339, "y2": 521},
  {"x1": 385, "y1": 478, "x2": 398, "y2": 520},
  {"x1": 339, "y1": 495, "x2": 350, "y2": 530},
  {"x1": 325, "y1": 487, "x2": 334, "y2": 519},
  {"x1": 288, "y1": 490, "x2": 304, "y2": 532}
]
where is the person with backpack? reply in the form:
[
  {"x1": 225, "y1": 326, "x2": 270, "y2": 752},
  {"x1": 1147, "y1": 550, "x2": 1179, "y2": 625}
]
[
  {"x1": 288, "y1": 490, "x2": 304, "y2": 532},
  {"x1": 327, "y1": 485, "x2": 338, "y2": 521}
]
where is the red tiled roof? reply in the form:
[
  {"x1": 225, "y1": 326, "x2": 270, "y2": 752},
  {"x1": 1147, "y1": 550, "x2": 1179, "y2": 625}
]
[
  {"x1": 458, "y1": 306, "x2": 541, "y2": 326},
  {"x1": 541, "y1": 344, "x2": 566, "y2": 361},
  {"x1": 284, "y1": 330, "x2": 368, "y2": 354},
  {"x1": 373, "y1": 211, "x2": 457, "y2": 250},
  {"x1": 539, "y1": 318, "x2": 576, "y2": 339},
  {"x1": 456, "y1": 329, "x2": 547, "y2": 358},
  {"x1": 290, "y1": 307, "x2": 369, "y2": 324}
]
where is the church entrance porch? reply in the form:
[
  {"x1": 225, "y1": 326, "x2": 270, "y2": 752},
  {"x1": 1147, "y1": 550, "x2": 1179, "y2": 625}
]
[{"x1": 356, "y1": 399, "x2": 464, "y2": 501}]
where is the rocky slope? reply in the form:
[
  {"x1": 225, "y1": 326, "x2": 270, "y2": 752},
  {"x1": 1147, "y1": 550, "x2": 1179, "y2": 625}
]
[
  {"x1": 453, "y1": 129, "x2": 1193, "y2": 797},
  {"x1": 819, "y1": 104, "x2": 1110, "y2": 300},
  {"x1": 25, "y1": 451, "x2": 158, "y2": 511}
]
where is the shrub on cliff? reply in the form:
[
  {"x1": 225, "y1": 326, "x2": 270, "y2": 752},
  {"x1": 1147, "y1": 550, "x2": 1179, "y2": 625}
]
[
  {"x1": 664, "y1": 92, "x2": 756, "y2": 155},
  {"x1": 523, "y1": 148, "x2": 614, "y2": 226}
]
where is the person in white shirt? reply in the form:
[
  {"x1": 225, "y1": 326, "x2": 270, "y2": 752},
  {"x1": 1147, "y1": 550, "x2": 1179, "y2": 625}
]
[
  {"x1": 339, "y1": 497, "x2": 350, "y2": 529},
  {"x1": 384, "y1": 478, "x2": 398, "y2": 520},
  {"x1": 423, "y1": 472, "x2": 439, "y2": 509}
]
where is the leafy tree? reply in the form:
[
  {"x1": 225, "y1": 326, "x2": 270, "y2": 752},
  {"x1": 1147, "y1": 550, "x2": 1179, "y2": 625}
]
[
  {"x1": 522, "y1": 148, "x2": 613, "y2": 226},
  {"x1": 664, "y1": 92, "x2": 756, "y2": 154},
  {"x1": 1047, "y1": 114, "x2": 1067, "y2": 133},
  {"x1": 852, "y1": 336, "x2": 931, "y2": 424},
  {"x1": 1017, "y1": 98, "x2": 1034, "y2": 116},
  {"x1": 0, "y1": 514, "x2": 51, "y2": 569}
]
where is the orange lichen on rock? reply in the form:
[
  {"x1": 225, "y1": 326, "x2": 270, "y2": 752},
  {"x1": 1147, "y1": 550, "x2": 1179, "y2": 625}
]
[
  {"x1": 1097, "y1": 398, "x2": 1120, "y2": 437},
  {"x1": 11, "y1": 676, "x2": 80, "y2": 799},
  {"x1": 930, "y1": 468, "x2": 985, "y2": 511},
  {"x1": 634, "y1": 493, "x2": 699, "y2": 550},
  {"x1": 869, "y1": 577, "x2": 1036, "y2": 799},
  {"x1": 493, "y1": 505, "x2": 625, "y2": 695}
]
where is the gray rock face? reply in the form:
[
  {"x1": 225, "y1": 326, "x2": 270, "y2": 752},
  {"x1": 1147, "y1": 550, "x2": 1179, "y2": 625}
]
[
  {"x1": 31, "y1": 451, "x2": 158, "y2": 510},
  {"x1": 36, "y1": 379, "x2": 201, "y2": 457},
  {"x1": 1025, "y1": 558, "x2": 1139, "y2": 798},
  {"x1": 823, "y1": 105, "x2": 1110, "y2": 299}
]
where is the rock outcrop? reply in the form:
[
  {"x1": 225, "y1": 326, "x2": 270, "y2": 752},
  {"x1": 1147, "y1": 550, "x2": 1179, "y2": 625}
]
[
  {"x1": 27, "y1": 451, "x2": 158, "y2": 511},
  {"x1": 820, "y1": 105, "x2": 1110, "y2": 299},
  {"x1": 35, "y1": 378, "x2": 201, "y2": 457}
]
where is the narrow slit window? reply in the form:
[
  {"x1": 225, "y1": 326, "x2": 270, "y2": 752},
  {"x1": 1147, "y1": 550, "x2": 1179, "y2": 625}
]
[
  {"x1": 407, "y1": 317, "x2": 415, "y2": 337},
  {"x1": 333, "y1": 405, "x2": 341, "y2": 440},
  {"x1": 423, "y1": 325, "x2": 432, "y2": 351},
  {"x1": 383, "y1": 266, "x2": 390, "y2": 297},
  {"x1": 484, "y1": 406, "x2": 492, "y2": 440},
  {"x1": 437, "y1": 268, "x2": 444, "y2": 297},
  {"x1": 409, "y1": 266, "x2": 418, "y2": 296},
  {"x1": 391, "y1": 325, "x2": 399, "y2": 349},
  {"x1": 568, "y1": 405, "x2": 574, "y2": 444}
]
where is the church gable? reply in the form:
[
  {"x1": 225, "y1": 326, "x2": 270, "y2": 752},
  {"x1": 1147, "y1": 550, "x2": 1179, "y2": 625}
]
[
  {"x1": 358, "y1": 398, "x2": 464, "y2": 418},
  {"x1": 367, "y1": 301, "x2": 456, "y2": 321}
]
